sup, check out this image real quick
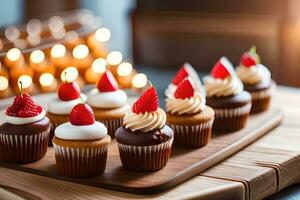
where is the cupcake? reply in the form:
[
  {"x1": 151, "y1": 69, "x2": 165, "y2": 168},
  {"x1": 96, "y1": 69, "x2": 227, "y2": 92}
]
[
  {"x1": 87, "y1": 70, "x2": 129, "y2": 137},
  {"x1": 52, "y1": 103, "x2": 111, "y2": 177},
  {"x1": 166, "y1": 78, "x2": 214, "y2": 148},
  {"x1": 204, "y1": 57, "x2": 252, "y2": 132},
  {"x1": 0, "y1": 87, "x2": 50, "y2": 163},
  {"x1": 47, "y1": 79, "x2": 86, "y2": 146},
  {"x1": 115, "y1": 85, "x2": 174, "y2": 171},
  {"x1": 236, "y1": 46, "x2": 275, "y2": 113},
  {"x1": 165, "y1": 62, "x2": 203, "y2": 97}
]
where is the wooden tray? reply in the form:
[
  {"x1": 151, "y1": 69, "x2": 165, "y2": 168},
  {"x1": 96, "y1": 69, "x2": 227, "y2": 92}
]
[{"x1": 0, "y1": 107, "x2": 282, "y2": 194}]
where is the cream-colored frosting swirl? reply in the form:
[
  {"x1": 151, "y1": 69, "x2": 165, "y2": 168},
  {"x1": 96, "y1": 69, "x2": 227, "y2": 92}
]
[
  {"x1": 123, "y1": 108, "x2": 166, "y2": 132},
  {"x1": 204, "y1": 76, "x2": 243, "y2": 97},
  {"x1": 166, "y1": 92, "x2": 205, "y2": 115},
  {"x1": 236, "y1": 64, "x2": 271, "y2": 85}
]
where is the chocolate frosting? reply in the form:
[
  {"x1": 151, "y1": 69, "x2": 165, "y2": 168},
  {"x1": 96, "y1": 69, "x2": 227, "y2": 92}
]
[
  {"x1": 244, "y1": 80, "x2": 273, "y2": 92},
  {"x1": 206, "y1": 91, "x2": 251, "y2": 109},
  {"x1": 115, "y1": 125, "x2": 174, "y2": 146},
  {"x1": 0, "y1": 117, "x2": 50, "y2": 135}
]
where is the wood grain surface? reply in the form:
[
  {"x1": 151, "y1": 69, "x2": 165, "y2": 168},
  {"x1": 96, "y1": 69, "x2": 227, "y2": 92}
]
[{"x1": 1, "y1": 86, "x2": 300, "y2": 199}]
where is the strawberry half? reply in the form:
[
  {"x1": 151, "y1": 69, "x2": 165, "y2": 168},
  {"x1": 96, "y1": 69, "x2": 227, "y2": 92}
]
[
  {"x1": 70, "y1": 103, "x2": 95, "y2": 126},
  {"x1": 174, "y1": 78, "x2": 194, "y2": 99},
  {"x1": 132, "y1": 86, "x2": 159, "y2": 114},
  {"x1": 172, "y1": 67, "x2": 189, "y2": 85},
  {"x1": 97, "y1": 71, "x2": 118, "y2": 92},
  {"x1": 58, "y1": 81, "x2": 81, "y2": 101},
  {"x1": 211, "y1": 59, "x2": 231, "y2": 79},
  {"x1": 240, "y1": 52, "x2": 256, "y2": 67}
]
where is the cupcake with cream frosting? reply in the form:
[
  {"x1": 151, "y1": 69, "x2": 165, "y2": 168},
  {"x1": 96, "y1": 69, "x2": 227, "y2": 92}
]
[
  {"x1": 166, "y1": 77, "x2": 214, "y2": 148},
  {"x1": 0, "y1": 85, "x2": 50, "y2": 163},
  {"x1": 87, "y1": 70, "x2": 129, "y2": 137},
  {"x1": 204, "y1": 57, "x2": 251, "y2": 132},
  {"x1": 165, "y1": 62, "x2": 203, "y2": 98},
  {"x1": 236, "y1": 46, "x2": 276, "y2": 113},
  {"x1": 47, "y1": 78, "x2": 86, "y2": 146},
  {"x1": 52, "y1": 103, "x2": 110, "y2": 177},
  {"x1": 115, "y1": 85, "x2": 174, "y2": 171}
]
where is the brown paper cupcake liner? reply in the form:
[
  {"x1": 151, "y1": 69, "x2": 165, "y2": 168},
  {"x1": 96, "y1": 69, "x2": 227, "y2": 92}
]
[
  {"x1": 97, "y1": 117, "x2": 123, "y2": 138},
  {"x1": 250, "y1": 85, "x2": 275, "y2": 113},
  {"x1": 117, "y1": 139, "x2": 173, "y2": 172},
  {"x1": 53, "y1": 143, "x2": 109, "y2": 177},
  {"x1": 213, "y1": 103, "x2": 251, "y2": 132},
  {"x1": 170, "y1": 119, "x2": 213, "y2": 148},
  {"x1": 47, "y1": 113, "x2": 69, "y2": 146},
  {"x1": 0, "y1": 128, "x2": 50, "y2": 163}
]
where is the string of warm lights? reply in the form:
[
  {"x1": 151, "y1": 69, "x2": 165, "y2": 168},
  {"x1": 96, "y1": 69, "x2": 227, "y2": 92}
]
[{"x1": 0, "y1": 10, "x2": 148, "y2": 98}]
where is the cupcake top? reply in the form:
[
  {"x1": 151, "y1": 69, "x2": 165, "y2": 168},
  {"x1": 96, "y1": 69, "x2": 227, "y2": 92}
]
[
  {"x1": 204, "y1": 57, "x2": 243, "y2": 98},
  {"x1": 236, "y1": 46, "x2": 271, "y2": 85},
  {"x1": 3, "y1": 85, "x2": 45, "y2": 125},
  {"x1": 48, "y1": 79, "x2": 86, "y2": 115},
  {"x1": 87, "y1": 70, "x2": 127, "y2": 109},
  {"x1": 123, "y1": 85, "x2": 166, "y2": 132},
  {"x1": 165, "y1": 62, "x2": 204, "y2": 97},
  {"x1": 55, "y1": 103, "x2": 107, "y2": 140},
  {"x1": 166, "y1": 78, "x2": 205, "y2": 115}
]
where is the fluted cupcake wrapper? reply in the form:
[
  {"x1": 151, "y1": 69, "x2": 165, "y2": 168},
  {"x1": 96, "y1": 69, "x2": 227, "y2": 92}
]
[
  {"x1": 47, "y1": 114, "x2": 69, "y2": 146},
  {"x1": 170, "y1": 119, "x2": 213, "y2": 148},
  {"x1": 250, "y1": 84, "x2": 275, "y2": 114},
  {"x1": 0, "y1": 128, "x2": 50, "y2": 163},
  {"x1": 97, "y1": 118, "x2": 123, "y2": 138},
  {"x1": 53, "y1": 144, "x2": 108, "y2": 177},
  {"x1": 213, "y1": 103, "x2": 251, "y2": 132},
  {"x1": 117, "y1": 139, "x2": 173, "y2": 172}
]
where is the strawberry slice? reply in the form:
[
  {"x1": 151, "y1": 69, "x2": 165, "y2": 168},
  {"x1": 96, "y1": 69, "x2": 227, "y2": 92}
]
[
  {"x1": 97, "y1": 71, "x2": 118, "y2": 92},
  {"x1": 240, "y1": 52, "x2": 256, "y2": 67},
  {"x1": 211, "y1": 57, "x2": 234, "y2": 79},
  {"x1": 58, "y1": 81, "x2": 81, "y2": 101},
  {"x1": 174, "y1": 78, "x2": 194, "y2": 99},
  {"x1": 132, "y1": 86, "x2": 159, "y2": 114},
  {"x1": 70, "y1": 103, "x2": 95, "y2": 126},
  {"x1": 172, "y1": 67, "x2": 189, "y2": 85}
]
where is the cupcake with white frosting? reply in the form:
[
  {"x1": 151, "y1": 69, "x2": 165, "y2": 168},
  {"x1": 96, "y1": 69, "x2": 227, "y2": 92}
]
[
  {"x1": 0, "y1": 85, "x2": 50, "y2": 163},
  {"x1": 115, "y1": 85, "x2": 174, "y2": 171},
  {"x1": 52, "y1": 103, "x2": 111, "y2": 177},
  {"x1": 47, "y1": 79, "x2": 86, "y2": 146},
  {"x1": 165, "y1": 62, "x2": 203, "y2": 98},
  {"x1": 87, "y1": 70, "x2": 129, "y2": 137},
  {"x1": 236, "y1": 46, "x2": 276, "y2": 113},
  {"x1": 204, "y1": 57, "x2": 252, "y2": 132},
  {"x1": 166, "y1": 77, "x2": 214, "y2": 148}
]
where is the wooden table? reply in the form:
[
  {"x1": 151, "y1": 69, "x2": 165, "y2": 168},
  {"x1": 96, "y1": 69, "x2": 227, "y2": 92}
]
[{"x1": 0, "y1": 86, "x2": 300, "y2": 200}]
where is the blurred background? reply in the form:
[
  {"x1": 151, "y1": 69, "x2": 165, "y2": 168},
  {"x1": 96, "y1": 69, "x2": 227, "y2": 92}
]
[{"x1": 1, "y1": 0, "x2": 300, "y2": 99}]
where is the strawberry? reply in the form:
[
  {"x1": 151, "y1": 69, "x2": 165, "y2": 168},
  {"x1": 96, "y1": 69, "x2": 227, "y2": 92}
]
[
  {"x1": 97, "y1": 71, "x2": 118, "y2": 92},
  {"x1": 211, "y1": 60, "x2": 231, "y2": 79},
  {"x1": 174, "y1": 78, "x2": 194, "y2": 99},
  {"x1": 172, "y1": 67, "x2": 189, "y2": 85},
  {"x1": 70, "y1": 103, "x2": 95, "y2": 126},
  {"x1": 6, "y1": 95, "x2": 23, "y2": 116},
  {"x1": 132, "y1": 86, "x2": 159, "y2": 114},
  {"x1": 58, "y1": 81, "x2": 80, "y2": 101},
  {"x1": 240, "y1": 52, "x2": 256, "y2": 67}
]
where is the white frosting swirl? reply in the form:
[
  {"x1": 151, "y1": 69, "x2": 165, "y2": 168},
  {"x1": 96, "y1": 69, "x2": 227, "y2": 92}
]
[
  {"x1": 123, "y1": 108, "x2": 166, "y2": 132},
  {"x1": 204, "y1": 76, "x2": 243, "y2": 97},
  {"x1": 166, "y1": 92, "x2": 205, "y2": 115},
  {"x1": 236, "y1": 64, "x2": 271, "y2": 85},
  {"x1": 2, "y1": 109, "x2": 46, "y2": 125},
  {"x1": 164, "y1": 83, "x2": 176, "y2": 98},
  {"x1": 87, "y1": 89, "x2": 127, "y2": 109},
  {"x1": 48, "y1": 94, "x2": 87, "y2": 115},
  {"x1": 55, "y1": 121, "x2": 107, "y2": 140}
]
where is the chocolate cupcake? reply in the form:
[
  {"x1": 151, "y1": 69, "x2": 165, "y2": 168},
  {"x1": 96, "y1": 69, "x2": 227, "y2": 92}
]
[
  {"x1": 115, "y1": 85, "x2": 174, "y2": 172},
  {"x1": 204, "y1": 57, "x2": 252, "y2": 132},
  {"x1": 0, "y1": 90, "x2": 50, "y2": 163},
  {"x1": 236, "y1": 46, "x2": 275, "y2": 113},
  {"x1": 87, "y1": 71, "x2": 129, "y2": 138},
  {"x1": 52, "y1": 103, "x2": 111, "y2": 177},
  {"x1": 166, "y1": 78, "x2": 214, "y2": 148},
  {"x1": 47, "y1": 79, "x2": 86, "y2": 146},
  {"x1": 165, "y1": 62, "x2": 203, "y2": 98}
]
